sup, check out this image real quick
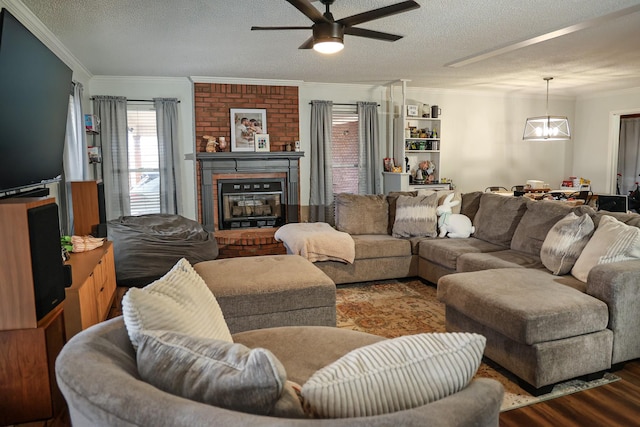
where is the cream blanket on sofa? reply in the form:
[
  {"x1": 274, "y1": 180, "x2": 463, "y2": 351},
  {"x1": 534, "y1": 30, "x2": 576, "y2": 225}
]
[{"x1": 275, "y1": 223, "x2": 355, "y2": 264}]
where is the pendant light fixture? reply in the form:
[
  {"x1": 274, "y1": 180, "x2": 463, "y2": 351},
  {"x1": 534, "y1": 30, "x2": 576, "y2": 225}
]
[{"x1": 523, "y1": 77, "x2": 571, "y2": 141}]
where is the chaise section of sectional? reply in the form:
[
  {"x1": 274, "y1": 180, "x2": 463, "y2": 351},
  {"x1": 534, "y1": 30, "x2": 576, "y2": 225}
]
[{"x1": 437, "y1": 268, "x2": 613, "y2": 393}]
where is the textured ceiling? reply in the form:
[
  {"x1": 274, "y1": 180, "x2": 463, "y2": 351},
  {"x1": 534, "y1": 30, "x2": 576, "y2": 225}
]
[{"x1": 19, "y1": 0, "x2": 640, "y2": 96}]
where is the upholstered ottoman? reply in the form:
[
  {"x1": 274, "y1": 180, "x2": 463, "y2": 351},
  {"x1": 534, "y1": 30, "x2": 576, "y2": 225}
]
[
  {"x1": 438, "y1": 268, "x2": 613, "y2": 393},
  {"x1": 194, "y1": 255, "x2": 336, "y2": 334}
]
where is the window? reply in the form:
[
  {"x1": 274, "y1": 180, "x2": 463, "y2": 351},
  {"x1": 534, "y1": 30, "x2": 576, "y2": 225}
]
[
  {"x1": 331, "y1": 106, "x2": 359, "y2": 194},
  {"x1": 127, "y1": 105, "x2": 160, "y2": 215}
]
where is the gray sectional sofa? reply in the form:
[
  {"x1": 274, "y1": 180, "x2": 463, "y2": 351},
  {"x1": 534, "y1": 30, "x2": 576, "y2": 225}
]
[{"x1": 312, "y1": 191, "x2": 640, "y2": 393}]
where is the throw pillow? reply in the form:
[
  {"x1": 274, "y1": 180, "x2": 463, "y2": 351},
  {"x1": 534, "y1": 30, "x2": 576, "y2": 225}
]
[
  {"x1": 540, "y1": 212, "x2": 595, "y2": 275},
  {"x1": 136, "y1": 330, "x2": 306, "y2": 418},
  {"x1": 300, "y1": 332, "x2": 485, "y2": 418},
  {"x1": 334, "y1": 193, "x2": 389, "y2": 235},
  {"x1": 122, "y1": 258, "x2": 232, "y2": 350},
  {"x1": 416, "y1": 189, "x2": 463, "y2": 214},
  {"x1": 571, "y1": 215, "x2": 640, "y2": 282},
  {"x1": 391, "y1": 193, "x2": 439, "y2": 238}
]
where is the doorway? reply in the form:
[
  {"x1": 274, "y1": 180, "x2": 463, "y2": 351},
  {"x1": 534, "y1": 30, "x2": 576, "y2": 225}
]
[{"x1": 616, "y1": 113, "x2": 640, "y2": 212}]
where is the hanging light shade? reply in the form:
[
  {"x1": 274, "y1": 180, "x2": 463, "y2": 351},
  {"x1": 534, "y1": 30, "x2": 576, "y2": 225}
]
[{"x1": 523, "y1": 77, "x2": 571, "y2": 141}]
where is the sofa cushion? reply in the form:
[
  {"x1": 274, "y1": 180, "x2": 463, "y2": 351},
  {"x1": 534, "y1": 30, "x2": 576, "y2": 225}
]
[
  {"x1": 136, "y1": 330, "x2": 305, "y2": 418},
  {"x1": 456, "y1": 250, "x2": 543, "y2": 273},
  {"x1": 541, "y1": 212, "x2": 595, "y2": 275},
  {"x1": 437, "y1": 268, "x2": 609, "y2": 345},
  {"x1": 122, "y1": 258, "x2": 232, "y2": 350},
  {"x1": 510, "y1": 199, "x2": 575, "y2": 256},
  {"x1": 473, "y1": 193, "x2": 527, "y2": 247},
  {"x1": 572, "y1": 215, "x2": 640, "y2": 282},
  {"x1": 335, "y1": 193, "x2": 388, "y2": 235},
  {"x1": 419, "y1": 237, "x2": 506, "y2": 270},
  {"x1": 353, "y1": 234, "x2": 412, "y2": 259},
  {"x1": 300, "y1": 333, "x2": 485, "y2": 418},
  {"x1": 392, "y1": 193, "x2": 439, "y2": 238},
  {"x1": 460, "y1": 191, "x2": 483, "y2": 223}
]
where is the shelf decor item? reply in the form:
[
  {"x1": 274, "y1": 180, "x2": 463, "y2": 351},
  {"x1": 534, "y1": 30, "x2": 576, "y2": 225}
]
[
  {"x1": 255, "y1": 134, "x2": 270, "y2": 152},
  {"x1": 407, "y1": 105, "x2": 419, "y2": 117},
  {"x1": 230, "y1": 108, "x2": 267, "y2": 152}
]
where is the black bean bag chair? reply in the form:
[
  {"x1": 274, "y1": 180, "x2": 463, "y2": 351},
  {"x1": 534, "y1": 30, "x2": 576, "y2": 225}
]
[{"x1": 107, "y1": 214, "x2": 218, "y2": 287}]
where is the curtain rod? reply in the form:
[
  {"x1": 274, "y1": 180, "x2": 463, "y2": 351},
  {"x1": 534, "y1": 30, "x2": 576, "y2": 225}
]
[
  {"x1": 90, "y1": 97, "x2": 181, "y2": 103},
  {"x1": 308, "y1": 102, "x2": 379, "y2": 106}
]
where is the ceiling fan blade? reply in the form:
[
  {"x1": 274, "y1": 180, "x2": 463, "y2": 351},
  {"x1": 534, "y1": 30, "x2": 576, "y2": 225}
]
[
  {"x1": 285, "y1": 0, "x2": 328, "y2": 23},
  {"x1": 344, "y1": 27, "x2": 402, "y2": 42},
  {"x1": 298, "y1": 36, "x2": 315, "y2": 49},
  {"x1": 251, "y1": 26, "x2": 312, "y2": 31},
  {"x1": 337, "y1": 0, "x2": 420, "y2": 27}
]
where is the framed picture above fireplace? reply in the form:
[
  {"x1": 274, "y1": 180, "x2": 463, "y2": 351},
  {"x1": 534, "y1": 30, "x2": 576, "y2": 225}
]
[{"x1": 230, "y1": 108, "x2": 267, "y2": 152}]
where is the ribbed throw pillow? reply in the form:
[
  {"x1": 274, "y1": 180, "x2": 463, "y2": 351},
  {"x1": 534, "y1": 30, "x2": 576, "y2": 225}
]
[
  {"x1": 571, "y1": 215, "x2": 640, "y2": 282},
  {"x1": 391, "y1": 193, "x2": 439, "y2": 238},
  {"x1": 300, "y1": 332, "x2": 486, "y2": 418},
  {"x1": 541, "y1": 212, "x2": 595, "y2": 275},
  {"x1": 136, "y1": 330, "x2": 305, "y2": 418},
  {"x1": 122, "y1": 258, "x2": 232, "y2": 349}
]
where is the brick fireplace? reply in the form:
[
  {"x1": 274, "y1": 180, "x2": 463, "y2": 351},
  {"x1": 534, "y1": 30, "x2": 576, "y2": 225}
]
[
  {"x1": 194, "y1": 82, "x2": 302, "y2": 257},
  {"x1": 197, "y1": 151, "x2": 304, "y2": 231}
]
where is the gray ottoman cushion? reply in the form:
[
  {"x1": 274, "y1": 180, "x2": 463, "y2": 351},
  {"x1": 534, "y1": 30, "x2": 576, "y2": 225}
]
[
  {"x1": 195, "y1": 255, "x2": 336, "y2": 333},
  {"x1": 438, "y1": 268, "x2": 609, "y2": 345}
]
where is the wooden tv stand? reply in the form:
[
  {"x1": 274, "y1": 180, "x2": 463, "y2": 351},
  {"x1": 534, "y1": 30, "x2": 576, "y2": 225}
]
[{"x1": 64, "y1": 240, "x2": 117, "y2": 339}]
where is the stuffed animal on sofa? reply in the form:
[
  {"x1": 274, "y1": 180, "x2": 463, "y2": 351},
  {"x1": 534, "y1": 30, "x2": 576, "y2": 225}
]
[{"x1": 436, "y1": 193, "x2": 475, "y2": 238}]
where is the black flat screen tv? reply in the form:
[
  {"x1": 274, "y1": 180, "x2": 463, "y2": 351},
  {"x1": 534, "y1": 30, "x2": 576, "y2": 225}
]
[{"x1": 0, "y1": 8, "x2": 73, "y2": 194}]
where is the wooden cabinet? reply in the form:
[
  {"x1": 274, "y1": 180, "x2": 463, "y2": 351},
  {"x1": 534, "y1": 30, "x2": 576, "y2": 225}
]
[
  {"x1": 0, "y1": 305, "x2": 66, "y2": 425},
  {"x1": 64, "y1": 241, "x2": 117, "y2": 339}
]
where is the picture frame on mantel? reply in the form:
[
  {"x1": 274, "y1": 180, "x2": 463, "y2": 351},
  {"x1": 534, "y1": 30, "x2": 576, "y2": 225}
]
[
  {"x1": 255, "y1": 133, "x2": 270, "y2": 152},
  {"x1": 230, "y1": 108, "x2": 267, "y2": 152}
]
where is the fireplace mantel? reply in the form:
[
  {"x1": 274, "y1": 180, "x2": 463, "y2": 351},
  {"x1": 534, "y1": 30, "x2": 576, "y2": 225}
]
[{"x1": 197, "y1": 151, "x2": 304, "y2": 231}]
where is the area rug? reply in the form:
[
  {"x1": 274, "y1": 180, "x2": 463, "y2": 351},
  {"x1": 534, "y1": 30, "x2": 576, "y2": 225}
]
[{"x1": 335, "y1": 279, "x2": 620, "y2": 412}]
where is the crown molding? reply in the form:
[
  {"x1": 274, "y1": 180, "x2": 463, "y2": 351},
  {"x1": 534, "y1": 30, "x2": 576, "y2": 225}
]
[
  {"x1": 3, "y1": 0, "x2": 93, "y2": 82},
  {"x1": 190, "y1": 76, "x2": 304, "y2": 86}
]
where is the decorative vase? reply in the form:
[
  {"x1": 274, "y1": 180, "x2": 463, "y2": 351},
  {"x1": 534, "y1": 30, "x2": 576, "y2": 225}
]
[{"x1": 218, "y1": 137, "x2": 227, "y2": 151}]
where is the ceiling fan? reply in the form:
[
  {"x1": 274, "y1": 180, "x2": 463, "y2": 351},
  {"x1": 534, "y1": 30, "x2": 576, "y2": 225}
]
[{"x1": 251, "y1": 0, "x2": 421, "y2": 54}]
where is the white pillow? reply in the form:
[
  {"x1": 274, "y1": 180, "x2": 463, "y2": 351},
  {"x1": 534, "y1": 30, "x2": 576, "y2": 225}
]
[
  {"x1": 300, "y1": 332, "x2": 485, "y2": 418},
  {"x1": 122, "y1": 258, "x2": 232, "y2": 349},
  {"x1": 571, "y1": 215, "x2": 640, "y2": 282},
  {"x1": 136, "y1": 330, "x2": 305, "y2": 418},
  {"x1": 540, "y1": 212, "x2": 595, "y2": 275}
]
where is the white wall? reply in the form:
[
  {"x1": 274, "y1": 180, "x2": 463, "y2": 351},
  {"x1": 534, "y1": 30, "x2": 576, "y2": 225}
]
[
  {"x1": 574, "y1": 87, "x2": 640, "y2": 194},
  {"x1": 396, "y1": 87, "x2": 576, "y2": 194},
  {"x1": 88, "y1": 76, "x2": 197, "y2": 219}
]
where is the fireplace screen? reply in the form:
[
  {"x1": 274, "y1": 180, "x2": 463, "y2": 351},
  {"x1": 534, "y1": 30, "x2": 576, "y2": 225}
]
[{"x1": 218, "y1": 179, "x2": 285, "y2": 229}]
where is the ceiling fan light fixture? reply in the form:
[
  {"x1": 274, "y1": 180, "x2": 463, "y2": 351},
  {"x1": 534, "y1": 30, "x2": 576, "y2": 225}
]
[
  {"x1": 313, "y1": 40, "x2": 344, "y2": 54},
  {"x1": 312, "y1": 21, "x2": 344, "y2": 54},
  {"x1": 523, "y1": 77, "x2": 571, "y2": 141}
]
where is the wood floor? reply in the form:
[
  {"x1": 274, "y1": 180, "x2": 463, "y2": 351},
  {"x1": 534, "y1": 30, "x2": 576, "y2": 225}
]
[{"x1": 500, "y1": 360, "x2": 640, "y2": 426}]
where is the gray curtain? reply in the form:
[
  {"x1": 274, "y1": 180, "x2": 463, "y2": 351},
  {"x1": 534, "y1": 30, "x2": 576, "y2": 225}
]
[
  {"x1": 93, "y1": 96, "x2": 130, "y2": 219},
  {"x1": 357, "y1": 101, "x2": 381, "y2": 194},
  {"x1": 309, "y1": 100, "x2": 334, "y2": 223},
  {"x1": 154, "y1": 98, "x2": 180, "y2": 214},
  {"x1": 618, "y1": 117, "x2": 640, "y2": 195}
]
